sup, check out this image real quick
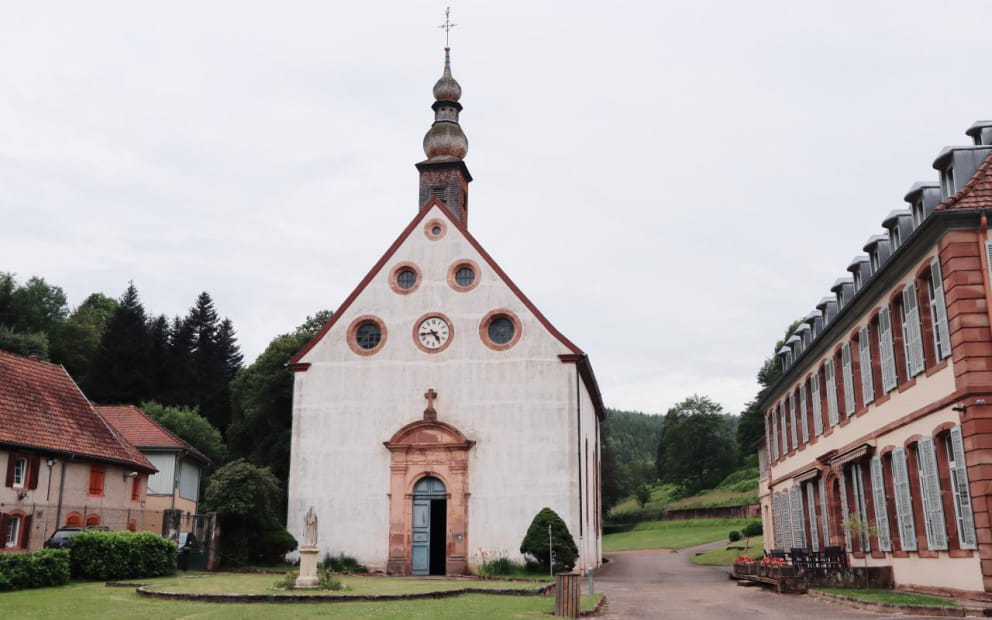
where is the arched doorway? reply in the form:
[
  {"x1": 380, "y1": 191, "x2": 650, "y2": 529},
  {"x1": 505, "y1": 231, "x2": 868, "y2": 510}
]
[{"x1": 412, "y1": 476, "x2": 447, "y2": 575}]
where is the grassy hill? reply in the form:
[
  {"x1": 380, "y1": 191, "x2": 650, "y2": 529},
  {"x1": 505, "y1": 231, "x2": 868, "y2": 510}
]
[{"x1": 608, "y1": 464, "x2": 759, "y2": 521}]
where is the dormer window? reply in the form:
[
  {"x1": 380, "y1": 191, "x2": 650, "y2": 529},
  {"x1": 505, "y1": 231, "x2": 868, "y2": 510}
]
[
  {"x1": 869, "y1": 250, "x2": 880, "y2": 273},
  {"x1": 912, "y1": 200, "x2": 925, "y2": 227},
  {"x1": 941, "y1": 166, "x2": 955, "y2": 198},
  {"x1": 853, "y1": 270, "x2": 863, "y2": 291},
  {"x1": 835, "y1": 290, "x2": 843, "y2": 308},
  {"x1": 890, "y1": 225, "x2": 902, "y2": 250}
]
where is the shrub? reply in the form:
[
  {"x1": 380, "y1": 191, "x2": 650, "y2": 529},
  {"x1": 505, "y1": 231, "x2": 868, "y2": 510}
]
[
  {"x1": 273, "y1": 568, "x2": 344, "y2": 590},
  {"x1": 476, "y1": 549, "x2": 517, "y2": 577},
  {"x1": 254, "y1": 526, "x2": 298, "y2": 565},
  {"x1": 728, "y1": 530, "x2": 741, "y2": 542},
  {"x1": 318, "y1": 552, "x2": 368, "y2": 573},
  {"x1": 520, "y1": 507, "x2": 578, "y2": 573},
  {"x1": 0, "y1": 549, "x2": 70, "y2": 591},
  {"x1": 741, "y1": 520, "x2": 763, "y2": 538},
  {"x1": 70, "y1": 531, "x2": 175, "y2": 580}
]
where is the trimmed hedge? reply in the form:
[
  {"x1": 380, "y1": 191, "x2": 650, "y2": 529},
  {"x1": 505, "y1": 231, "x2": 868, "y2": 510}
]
[
  {"x1": 0, "y1": 548, "x2": 70, "y2": 591},
  {"x1": 70, "y1": 531, "x2": 176, "y2": 580}
]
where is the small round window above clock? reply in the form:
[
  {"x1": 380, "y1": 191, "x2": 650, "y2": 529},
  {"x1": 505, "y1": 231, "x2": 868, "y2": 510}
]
[
  {"x1": 413, "y1": 313, "x2": 454, "y2": 354},
  {"x1": 347, "y1": 315, "x2": 388, "y2": 356},
  {"x1": 447, "y1": 259, "x2": 480, "y2": 292}
]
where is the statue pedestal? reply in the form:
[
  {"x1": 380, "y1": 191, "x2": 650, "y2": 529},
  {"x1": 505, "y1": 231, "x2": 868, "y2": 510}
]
[{"x1": 295, "y1": 546, "x2": 320, "y2": 588}]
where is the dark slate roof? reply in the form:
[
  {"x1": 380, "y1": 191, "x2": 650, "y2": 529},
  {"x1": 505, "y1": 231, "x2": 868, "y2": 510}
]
[
  {"x1": 938, "y1": 152, "x2": 992, "y2": 211},
  {"x1": 0, "y1": 350, "x2": 154, "y2": 471}
]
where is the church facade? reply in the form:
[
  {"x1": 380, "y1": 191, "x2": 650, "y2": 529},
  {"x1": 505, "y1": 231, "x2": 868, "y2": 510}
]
[{"x1": 286, "y1": 48, "x2": 604, "y2": 576}]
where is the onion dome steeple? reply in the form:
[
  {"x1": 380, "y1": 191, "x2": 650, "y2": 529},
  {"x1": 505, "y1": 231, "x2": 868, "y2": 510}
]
[{"x1": 417, "y1": 44, "x2": 472, "y2": 225}]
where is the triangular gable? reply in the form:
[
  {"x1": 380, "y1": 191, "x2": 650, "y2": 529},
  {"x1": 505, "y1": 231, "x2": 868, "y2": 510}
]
[{"x1": 289, "y1": 197, "x2": 584, "y2": 365}]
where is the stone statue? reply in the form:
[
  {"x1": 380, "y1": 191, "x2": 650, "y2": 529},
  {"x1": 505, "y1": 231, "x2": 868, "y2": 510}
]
[{"x1": 303, "y1": 506, "x2": 318, "y2": 548}]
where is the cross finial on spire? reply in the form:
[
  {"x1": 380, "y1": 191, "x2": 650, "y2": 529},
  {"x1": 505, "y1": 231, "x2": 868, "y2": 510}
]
[{"x1": 438, "y1": 6, "x2": 457, "y2": 48}]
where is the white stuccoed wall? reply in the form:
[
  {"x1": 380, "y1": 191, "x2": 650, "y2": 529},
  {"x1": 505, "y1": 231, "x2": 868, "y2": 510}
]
[{"x1": 287, "y1": 204, "x2": 601, "y2": 571}]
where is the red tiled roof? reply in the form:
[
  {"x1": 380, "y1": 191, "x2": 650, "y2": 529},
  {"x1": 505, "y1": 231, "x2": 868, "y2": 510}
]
[
  {"x1": 0, "y1": 350, "x2": 154, "y2": 472},
  {"x1": 937, "y1": 152, "x2": 992, "y2": 211},
  {"x1": 96, "y1": 404, "x2": 208, "y2": 464}
]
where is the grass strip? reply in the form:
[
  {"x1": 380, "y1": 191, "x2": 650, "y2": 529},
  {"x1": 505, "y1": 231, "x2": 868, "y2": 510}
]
[
  {"x1": 689, "y1": 536, "x2": 764, "y2": 566},
  {"x1": 603, "y1": 518, "x2": 753, "y2": 552},
  {"x1": 817, "y1": 587, "x2": 960, "y2": 608}
]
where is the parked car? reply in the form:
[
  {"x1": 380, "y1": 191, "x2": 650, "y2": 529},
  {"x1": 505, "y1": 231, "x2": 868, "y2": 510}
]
[{"x1": 43, "y1": 525, "x2": 110, "y2": 549}]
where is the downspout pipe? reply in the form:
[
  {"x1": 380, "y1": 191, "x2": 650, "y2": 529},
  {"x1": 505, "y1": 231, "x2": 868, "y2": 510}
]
[
  {"x1": 54, "y1": 454, "x2": 74, "y2": 529},
  {"x1": 576, "y1": 365, "x2": 583, "y2": 540}
]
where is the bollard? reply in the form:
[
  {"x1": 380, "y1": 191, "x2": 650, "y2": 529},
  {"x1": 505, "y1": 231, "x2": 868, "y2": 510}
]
[{"x1": 554, "y1": 572, "x2": 580, "y2": 618}]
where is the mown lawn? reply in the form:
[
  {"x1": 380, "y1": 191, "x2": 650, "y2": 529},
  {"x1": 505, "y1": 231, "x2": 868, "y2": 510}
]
[
  {"x1": 817, "y1": 587, "x2": 960, "y2": 607},
  {"x1": 0, "y1": 578, "x2": 602, "y2": 619},
  {"x1": 666, "y1": 487, "x2": 758, "y2": 511},
  {"x1": 140, "y1": 572, "x2": 546, "y2": 595},
  {"x1": 689, "y1": 536, "x2": 764, "y2": 566},
  {"x1": 603, "y1": 518, "x2": 753, "y2": 552}
]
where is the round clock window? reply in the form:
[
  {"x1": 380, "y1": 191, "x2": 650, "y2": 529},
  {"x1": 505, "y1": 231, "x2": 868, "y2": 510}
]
[{"x1": 413, "y1": 313, "x2": 454, "y2": 353}]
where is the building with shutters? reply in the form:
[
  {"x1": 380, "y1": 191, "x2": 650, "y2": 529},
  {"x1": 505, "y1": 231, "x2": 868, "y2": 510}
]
[
  {"x1": 758, "y1": 119, "x2": 992, "y2": 596},
  {"x1": 285, "y1": 46, "x2": 604, "y2": 576},
  {"x1": 0, "y1": 350, "x2": 156, "y2": 551},
  {"x1": 96, "y1": 405, "x2": 208, "y2": 535}
]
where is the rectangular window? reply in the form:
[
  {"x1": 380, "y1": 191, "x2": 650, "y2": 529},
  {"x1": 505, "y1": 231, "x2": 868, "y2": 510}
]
[
  {"x1": 854, "y1": 270, "x2": 863, "y2": 291},
  {"x1": 131, "y1": 476, "x2": 141, "y2": 502},
  {"x1": 859, "y1": 325, "x2": 875, "y2": 405},
  {"x1": 12, "y1": 458, "x2": 27, "y2": 488},
  {"x1": 891, "y1": 225, "x2": 902, "y2": 250},
  {"x1": 773, "y1": 493, "x2": 784, "y2": 549},
  {"x1": 929, "y1": 260, "x2": 951, "y2": 361},
  {"x1": 5, "y1": 515, "x2": 20, "y2": 548},
  {"x1": 851, "y1": 463, "x2": 870, "y2": 552},
  {"x1": 88, "y1": 464, "x2": 105, "y2": 497},
  {"x1": 798, "y1": 384, "x2": 809, "y2": 444},
  {"x1": 879, "y1": 306, "x2": 898, "y2": 392},
  {"x1": 841, "y1": 343, "x2": 856, "y2": 416},
  {"x1": 870, "y1": 250, "x2": 880, "y2": 273},
  {"x1": 947, "y1": 427, "x2": 977, "y2": 549},
  {"x1": 870, "y1": 456, "x2": 892, "y2": 551},
  {"x1": 810, "y1": 372, "x2": 823, "y2": 436},
  {"x1": 941, "y1": 166, "x2": 955, "y2": 198},
  {"x1": 916, "y1": 437, "x2": 948, "y2": 550},
  {"x1": 788, "y1": 393, "x2": 798, "y2": 450},
  {"x1": 891, "y1": 447, "x2": 917, "y2": 551},
  {"x1": 825, "y1": 360, "x2": 839, "y2": 427},
  {"x1": 806, "y1": 481, "x2": 820, "y2": 551},
  {"x1": 902, "y1": 283, "x2": 925, "y2": 377},
  {"x1": 912, "y1": 201, "x2": 925, "y2": 227},
  {"x1": 790, "y1": 486, "x2": 806, "y2": 549}
]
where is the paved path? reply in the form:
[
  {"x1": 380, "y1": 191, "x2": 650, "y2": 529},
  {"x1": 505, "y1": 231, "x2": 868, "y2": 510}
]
[{"x1": 595, "y1": 542, "x2": 935, "y2": 619}]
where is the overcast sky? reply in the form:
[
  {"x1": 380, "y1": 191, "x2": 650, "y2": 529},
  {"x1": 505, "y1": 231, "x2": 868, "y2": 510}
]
[{"x1": 3, "y1": 1, "x2": 991, "y2": 417}]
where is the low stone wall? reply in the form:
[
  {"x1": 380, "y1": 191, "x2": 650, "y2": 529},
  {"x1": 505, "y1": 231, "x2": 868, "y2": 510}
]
[
  {"x1": 732, "y1": 564, "x2": 893, "y2": 594},
  {"x1": 661, "y1": 505, "x2": 760, "y2": 521}
]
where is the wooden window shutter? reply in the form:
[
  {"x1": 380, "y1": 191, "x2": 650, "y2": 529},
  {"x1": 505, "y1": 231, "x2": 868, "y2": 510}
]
[
  {"x1": 790, "y1": 486, "x2": 806, "y2": 548},
  {"x1": 891, "y1": 448, "x2": 917, "y2": 551},
  {"x1": 870, "y1": 456, "x2": 892, "y2": 551},
  {"x1": 841, "y1": 343, "x2": 855, "y2": 416},
  {"x1": 4, "y1": 453, "x2": 15, "y2": 487},
  {"x1": 839, "y1": 469, "x2": 852, "y2": 550},
  {"x1": 806, "y1": 481, "x2": 819, "y2": 550},
  {"x1": 930, "y1": 259, "x2": 951, "y2": 361},
  {"x1": 811, "y1": 372, "x2": 823, "y2": 436},
  {"x1": 772, "y1": 493, "x2": 784, "y2": 549},
  {"x1": 781, "y1": 489, "x2": 793, "y2": 549},
  {"x1": 917, "y1": 437, "x2": 948, "y2": 550},
  {"x1": 825, "y1": 360, "x2": 839, "y2": 427},
  {"x1": 770, "y1": 411, "x2": 778, "y2": 461},
  {"x1": 859, "y1": 325, "x2": 874, "y2": 405},
  {"x1": 88, "y1": 465, "x2": 105, "y2": 496},
  {"x1": 949, "y1": 426, "x2": 977, "y2": 548},
  {"x1": 879, "y1": 307, "x2": 898, "y2": 392},
  {"x1": 780, "y1": 403, "x2": 788, "y2": 454},
  {"x1": 28, "y1": 456, "x2": 40, "y2": 490},
  {"x1": 798, "y1": 384, "x2": 809, "y2": 444},
  {"x1": 818, "y1": 476, "x2": 830, "y2": 545},
  {"x1": 19, "y1": 515, "x2": 32, "y2": 549},
  {"x1": 903, "y1": 283, "x2": 925, "y2": 377},
  {"x1": 788, "y1": 394, "x2": 798, "y2": 450},
  {"x1": 0, "y1": 513, "x2": 8, "y2": 545}
]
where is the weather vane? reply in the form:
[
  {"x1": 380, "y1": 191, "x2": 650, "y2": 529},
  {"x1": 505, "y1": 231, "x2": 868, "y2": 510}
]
[{"x1": 438, "y1": 7, "x2": 457, "y2": 48}]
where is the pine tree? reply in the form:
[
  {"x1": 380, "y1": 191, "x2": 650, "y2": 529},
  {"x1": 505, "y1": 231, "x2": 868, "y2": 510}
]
[
  {"x1": 185, "y1": 292, "x2": 241, "y2": 431},
  {"x1": 164, "y1": 315, "x2": 195, "y2": 406},
  {"x1": 86, "y1": 283, "x2": 152, "y2": 404}
]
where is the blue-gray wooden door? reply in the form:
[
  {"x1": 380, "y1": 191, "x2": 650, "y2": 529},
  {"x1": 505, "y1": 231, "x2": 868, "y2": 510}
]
[{"x1": 411, "y1": 477, "x2": 446, "y2": 576}]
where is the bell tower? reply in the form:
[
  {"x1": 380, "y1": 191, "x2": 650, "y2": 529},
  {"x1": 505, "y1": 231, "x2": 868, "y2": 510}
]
[{"x1": 417, "y1": 45, "x2": 472, "y2": 226}]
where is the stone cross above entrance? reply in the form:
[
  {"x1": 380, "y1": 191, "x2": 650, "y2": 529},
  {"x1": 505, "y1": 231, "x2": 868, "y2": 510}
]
[{"x1": 424, "y1": 388, "x2": 438, "y2": 421}]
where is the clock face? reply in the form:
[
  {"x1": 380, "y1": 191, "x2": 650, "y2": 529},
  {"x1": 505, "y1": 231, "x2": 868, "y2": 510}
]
[{"x1": 417, "y1": 316, "x2": 450, "y2": 350}]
